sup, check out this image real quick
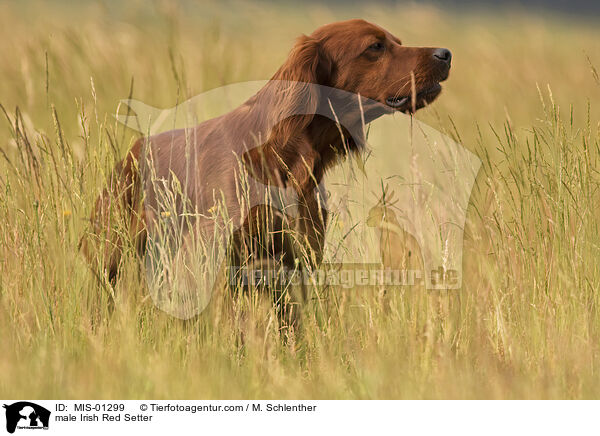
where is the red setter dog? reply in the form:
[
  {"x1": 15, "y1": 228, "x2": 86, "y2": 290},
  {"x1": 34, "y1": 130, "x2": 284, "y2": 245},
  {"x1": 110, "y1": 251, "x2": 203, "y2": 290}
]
[{"x1": 82, "y1": 19, "x2": 451, "y2": 313}]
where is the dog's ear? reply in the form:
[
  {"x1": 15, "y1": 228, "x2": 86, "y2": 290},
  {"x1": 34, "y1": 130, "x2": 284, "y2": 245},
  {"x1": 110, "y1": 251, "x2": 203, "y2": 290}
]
[
  {"x1": 276, "y1": 34, "x2": 332, "y2": 86},
  {"x1": 244, "y1": 36, "x2": 331, "y2": 187},
  {"x1": 268, "y1": 35, "x2": 332, "y2": 146}
]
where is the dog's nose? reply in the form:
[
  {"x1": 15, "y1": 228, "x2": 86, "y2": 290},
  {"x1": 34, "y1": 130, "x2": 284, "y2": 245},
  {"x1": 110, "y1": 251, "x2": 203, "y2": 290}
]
[{"x1": 433, "y1": 48, "x2": 452, "y2": 66}]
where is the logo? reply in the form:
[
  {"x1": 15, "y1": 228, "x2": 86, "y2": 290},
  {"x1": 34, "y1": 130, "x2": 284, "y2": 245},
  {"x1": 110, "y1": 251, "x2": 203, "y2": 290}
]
[
  {"x1": 115, "y1": 81, "x2": 481, "y2": 318},
  {"x1": 3, "y1": 402, "x2": 50, "y2": 433}
]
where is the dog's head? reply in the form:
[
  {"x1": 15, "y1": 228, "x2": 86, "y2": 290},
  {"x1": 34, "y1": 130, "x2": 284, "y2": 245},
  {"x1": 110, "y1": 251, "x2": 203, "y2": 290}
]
[
  {"x1": 274, "y1": 19, "x2": 451, "y2": 115},
  {"x1": 248, "y1": 19, "x2": 452, "y2": 187}
]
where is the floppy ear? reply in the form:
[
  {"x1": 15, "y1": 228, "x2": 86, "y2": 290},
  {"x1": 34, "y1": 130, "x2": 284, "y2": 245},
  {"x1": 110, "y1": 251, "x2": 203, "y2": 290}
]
[
  {"x1": 270, "y1": 35, "x2": 332, "y2": 143},
  {"x1": 244, "y1": 35, "x2": 331, "y2": 186}
]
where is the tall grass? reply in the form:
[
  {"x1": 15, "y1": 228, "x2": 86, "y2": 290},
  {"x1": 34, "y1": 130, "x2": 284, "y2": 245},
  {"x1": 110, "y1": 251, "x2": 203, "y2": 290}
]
[{"x1": 1, "y1": 0, "x2": 600, "y2": 398}]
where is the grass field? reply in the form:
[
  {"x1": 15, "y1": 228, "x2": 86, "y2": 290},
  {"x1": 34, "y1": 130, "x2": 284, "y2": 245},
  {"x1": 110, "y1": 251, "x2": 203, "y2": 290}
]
[{"x1": 1, "y1": 0, "x2": 600, "y2": 399}]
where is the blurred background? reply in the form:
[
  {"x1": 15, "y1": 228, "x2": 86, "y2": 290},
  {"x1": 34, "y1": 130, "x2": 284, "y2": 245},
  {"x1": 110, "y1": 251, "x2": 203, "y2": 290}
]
[
  {"x1": 1, "y1": 0, "x2": 600, "y2": 398},
  {"x1": 1, "y1": 0, "x2": 598, "y2": 146}
]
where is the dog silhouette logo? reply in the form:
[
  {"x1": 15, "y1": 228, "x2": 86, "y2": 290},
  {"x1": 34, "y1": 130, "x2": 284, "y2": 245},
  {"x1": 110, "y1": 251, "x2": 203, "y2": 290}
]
[{"x1": 3, "y1": 402, "x2": 50, "y2": 433}]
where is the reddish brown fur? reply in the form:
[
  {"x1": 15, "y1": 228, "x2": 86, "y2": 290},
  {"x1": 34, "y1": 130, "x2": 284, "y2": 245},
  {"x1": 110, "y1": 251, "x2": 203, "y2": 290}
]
[{"x1": 82, "y1": 19, "x2": 451, "y2": 287}]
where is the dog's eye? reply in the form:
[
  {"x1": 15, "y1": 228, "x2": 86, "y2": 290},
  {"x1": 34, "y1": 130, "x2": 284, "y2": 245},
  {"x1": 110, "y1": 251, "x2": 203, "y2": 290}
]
[{"x1": 368, "y1": 42, "x2": 385, "y2": 51}]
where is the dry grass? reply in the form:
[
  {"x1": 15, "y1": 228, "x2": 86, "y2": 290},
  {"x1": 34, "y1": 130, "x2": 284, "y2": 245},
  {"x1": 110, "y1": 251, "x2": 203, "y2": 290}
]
[{"x1": 1, "y1": 0, "x2": 600, "y2": 399}]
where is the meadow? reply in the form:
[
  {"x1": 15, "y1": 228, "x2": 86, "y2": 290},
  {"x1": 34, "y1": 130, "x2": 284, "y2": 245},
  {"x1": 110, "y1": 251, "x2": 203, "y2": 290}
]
[{"x1": 1, "y1": 0, "x2": 600, "y2": 398}]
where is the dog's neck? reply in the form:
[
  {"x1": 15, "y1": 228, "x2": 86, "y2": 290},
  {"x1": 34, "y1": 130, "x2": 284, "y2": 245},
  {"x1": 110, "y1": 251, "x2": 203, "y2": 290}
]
[
  {"x1": 237, "y1": 82, "x2": 391, "y2": 189},
  {"x1": 306, "y1": 97, "x2": 390, "y2": 174}
]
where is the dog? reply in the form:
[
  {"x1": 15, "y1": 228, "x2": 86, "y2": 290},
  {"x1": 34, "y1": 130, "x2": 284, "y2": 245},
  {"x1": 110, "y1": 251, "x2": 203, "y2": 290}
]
[{"x1": 81, "y1": 19, "x2": 451, "y2": 318}]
